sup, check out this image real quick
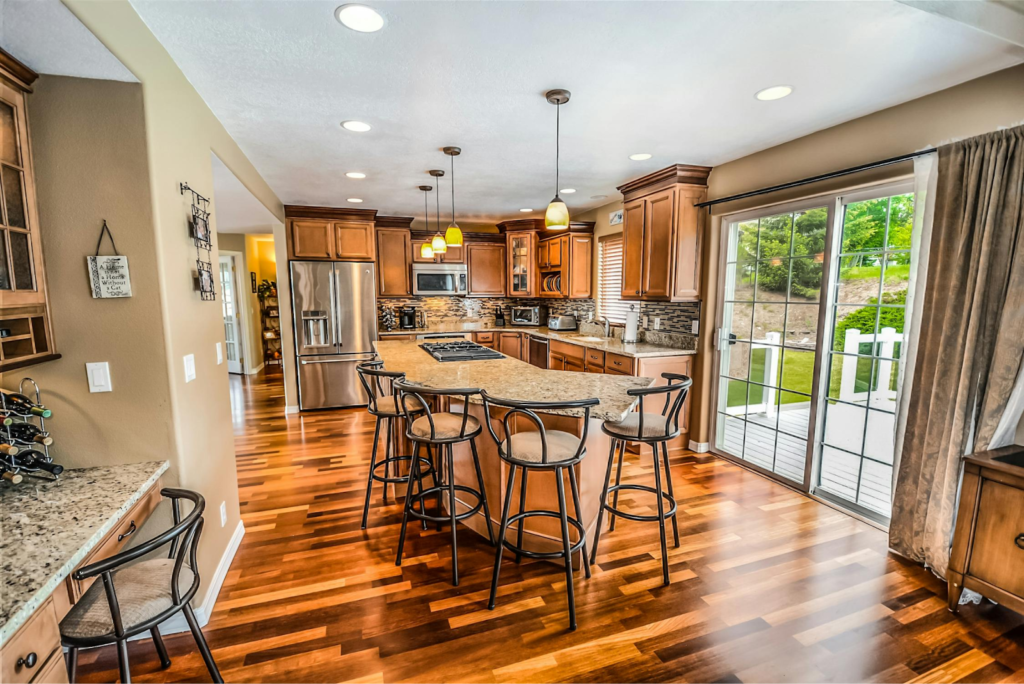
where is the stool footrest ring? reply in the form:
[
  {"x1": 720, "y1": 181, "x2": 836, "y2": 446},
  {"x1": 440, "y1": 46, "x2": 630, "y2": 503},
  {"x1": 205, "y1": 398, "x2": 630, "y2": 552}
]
[
  {"x1": 602, "y1": 483, "x2": 677, "y2": 522},
  {"x1": 371, "y1": 456, "x2": 433, "y2": 485},
  {"x1": 501, "y1": 510, "x2": 586, "y2": 560},
  {"x1": 406, "y1": 484, "x2": 484, "y2": 523}
]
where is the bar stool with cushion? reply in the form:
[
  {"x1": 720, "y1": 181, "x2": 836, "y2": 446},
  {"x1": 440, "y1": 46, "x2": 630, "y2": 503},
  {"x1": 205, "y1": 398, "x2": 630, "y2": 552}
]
[
  {"x1": 60, "y1": 489, "x2": 222, "y2": 684},
  {"x1": 393, "y1": 380, "x2": 495, "y2": 586},
  {"x1": 480, "y1": 391, "x2": 599, "y2": 631},
  {"x1": 356, "y1": 361, "x2": 432, "y2": 529},
  {"x1": 591, "y1": 373, "x2": 693, "y2": 586}
]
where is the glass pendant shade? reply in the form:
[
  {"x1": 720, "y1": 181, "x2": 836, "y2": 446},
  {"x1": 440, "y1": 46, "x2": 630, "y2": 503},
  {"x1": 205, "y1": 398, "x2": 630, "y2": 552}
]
[
  {"x1": 445, "y1": 223, "x2": 463, "y2": 247},
  {"x1": 420, "y1": 242, "x2": 434, "y2": 259},
  {"x1": 431, "y1": 233, "x2": 448, "y2": 253},
  {"x1": 545, "y1": 196, "x2": 570, "y2": 230}
]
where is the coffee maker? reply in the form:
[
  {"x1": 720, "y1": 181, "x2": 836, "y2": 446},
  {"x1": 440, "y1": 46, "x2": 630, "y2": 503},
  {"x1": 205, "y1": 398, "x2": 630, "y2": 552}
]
[{"x1": 399, "y1": 306, "x2": 419, "y2": 329}]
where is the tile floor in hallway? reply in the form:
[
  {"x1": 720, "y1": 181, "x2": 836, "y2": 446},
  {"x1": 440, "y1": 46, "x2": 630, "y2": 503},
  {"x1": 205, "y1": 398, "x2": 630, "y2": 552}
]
[{"x1": 74, "y1": 369, "x2": 1024, "y2": 683}]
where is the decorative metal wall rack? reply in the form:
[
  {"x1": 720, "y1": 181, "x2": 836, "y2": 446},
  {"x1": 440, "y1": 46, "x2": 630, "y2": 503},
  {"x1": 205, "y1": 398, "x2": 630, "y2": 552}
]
[{"x1": 181, "y1": 182, "x2": 216, "y2": 301}]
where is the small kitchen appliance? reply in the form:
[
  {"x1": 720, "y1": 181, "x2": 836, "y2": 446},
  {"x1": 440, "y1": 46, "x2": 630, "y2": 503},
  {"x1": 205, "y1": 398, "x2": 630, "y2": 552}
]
[
  {"x1": 510, "y1": 305, "x2": 548, "y2": 327},
  {"x1": 548, "y1": 315, "x2": 578, "y2": 331},
  {"x1": 399, "y1": 307, "x2": 419, "y2": 329}
]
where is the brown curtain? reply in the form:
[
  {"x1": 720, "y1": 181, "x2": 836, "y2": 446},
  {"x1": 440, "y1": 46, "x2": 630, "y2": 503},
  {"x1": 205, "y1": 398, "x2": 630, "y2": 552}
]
[{"x1": 889, "y1": 126, "x2": 1024, "y2": 578}]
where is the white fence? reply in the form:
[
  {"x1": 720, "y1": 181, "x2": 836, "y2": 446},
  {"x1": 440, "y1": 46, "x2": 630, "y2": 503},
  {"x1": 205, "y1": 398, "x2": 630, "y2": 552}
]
[{"x1": 840, "y1": 327, "x2": 901, "y2": 404}]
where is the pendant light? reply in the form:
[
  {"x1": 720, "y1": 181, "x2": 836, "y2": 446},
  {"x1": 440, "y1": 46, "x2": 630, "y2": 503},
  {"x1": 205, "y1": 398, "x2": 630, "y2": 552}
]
[
  {"x1": 442, "y1": 146, "x2": 464, "y2": 246},
  {"x1": 544, "y1": 89, "x2": 571, "y2": 230},
  {"x1": 428, "y1": 169, "x2": 447, "y2": 254},
  {"x1": 419, "y1": 185, "x2": 434, "y2": 260}
]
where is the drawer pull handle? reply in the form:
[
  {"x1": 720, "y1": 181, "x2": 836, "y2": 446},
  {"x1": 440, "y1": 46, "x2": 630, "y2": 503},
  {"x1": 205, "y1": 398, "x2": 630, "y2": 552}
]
[
  {"x1": 1016, "y1": 534, "x2": 1024, "y2": 550},
  {"x1": 17, "y1": 652, "x2": 38, "y2": 670},
  {"x1": 118, "y1": 520, "x2": 137, "y2": 542}
]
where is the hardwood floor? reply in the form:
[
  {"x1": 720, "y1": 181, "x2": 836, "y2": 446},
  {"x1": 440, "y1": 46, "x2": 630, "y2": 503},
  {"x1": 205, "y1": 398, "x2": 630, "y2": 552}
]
[{"x1": 76, "y1": 369, "x2": 1024, "y2": 683}]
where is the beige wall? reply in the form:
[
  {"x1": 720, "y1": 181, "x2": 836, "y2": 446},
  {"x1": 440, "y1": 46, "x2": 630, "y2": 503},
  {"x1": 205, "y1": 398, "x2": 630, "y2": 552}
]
[
  {"x1": 9, "y1": 76, "x2": 175, "y2": 473},
  {"x1": 60, "y1": 0, "x2": 286, "y2": 607},
  {"x1": 690, "y1": 63, "x2": 1024, "y2": 446},
  {"x1": 217, "y1": 232, "x2": 263, "y2": 374}
]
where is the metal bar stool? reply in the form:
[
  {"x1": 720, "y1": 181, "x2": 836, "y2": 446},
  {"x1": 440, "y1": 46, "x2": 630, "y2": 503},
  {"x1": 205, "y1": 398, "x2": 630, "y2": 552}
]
[
  {"x1": 356, "y1": 362, "x2": 433, "y2": 530},
  {"x1": 393, "y1": 380, "x2": 495, "y2": 586},
  {"x1": 480, "y1": 391, "x2": 599, "y2": 631},
  {"x1": 60, "y1": 489, "x2": 222, "y2": 684},
  {"x1": 591, "y1": 373, "x2": 692, "y2": 586}
]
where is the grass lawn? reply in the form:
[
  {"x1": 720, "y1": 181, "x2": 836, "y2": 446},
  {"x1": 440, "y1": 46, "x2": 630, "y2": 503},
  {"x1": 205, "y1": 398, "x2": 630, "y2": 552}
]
[{"x1": 726, "y1": 347, "x2": 815, "y2": 408}]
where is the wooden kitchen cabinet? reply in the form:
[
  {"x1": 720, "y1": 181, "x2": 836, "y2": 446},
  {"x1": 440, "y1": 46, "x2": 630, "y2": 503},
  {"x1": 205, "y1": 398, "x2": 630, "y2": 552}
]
[
  {"x1": 538, "y1": 234, "x2": 592, "y2": 299},
  {"x1": 617, "y1": 164, "x2": 710, "y2": 302},
  {"x1": 473, "y1": 331, "x2": 495, "y2": 349},
  {"x1": 286, "y1": 206, "x2": 379, "y2": 261},
  {"x1": 466, "y1": 243, "x2": 506, "y2": 296},
  {"x1": 507, "y1": 231, "x2": 536, "y2": 297},
  {"x1": 335, "y1": 220, "x2": 376, "y2": 260},
  {"x1": 948, "y1": 447, "x2": 1024, "y2": 617},
  {"x1": 291, "y1": 220, "x2": 333, "y2": 258},
  {"x1": 584, "y1": 348, "x2": 605, "y2": 374},
  {"x1": 375, "y1": 228, "x2": 411, "y2": 297},
  {"x1": 413, "y1": 238, "x2": 464, "y2": 263},
  {"x1": 499, "y1": 331, "x2": 523, "y2": 360}
]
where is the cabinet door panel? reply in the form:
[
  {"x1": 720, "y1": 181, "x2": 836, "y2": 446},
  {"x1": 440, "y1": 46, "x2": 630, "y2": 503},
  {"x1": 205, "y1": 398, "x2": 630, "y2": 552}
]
[
  {"x1": 969, "y1": 480, "x2": 1024, "y2": 598},
  {"x1": 441, "y1": 244, "x2": 464, "y2": 263},
  {"x1": 467, "y1": 243, "x2": 506, "y2": 296},
  {"x1": 411, "y1": 238, "x2": 435, "y2": 263},
  {"x1": 569, "y1": 235, "x2": 592, "y2": 298},
  {"x1": 376, "y1": 228, "x2": 411, "y2": 296},
  {"x1": 672, "y1": 186, "x2": 705, "y2": 301},
  {"x1": 642, "y1": 188, "x2": 675, "y2": 300},
  {"x1": 335, "y1": 221, "x2": 375, "y2": 260},
  {"x1": 621, "y1": 199, "x2": 645, "y2": 299},
  {"x1": 291, "y1": 220, "x2": 333, "y2": 259},
  {"x1": 507, "y1": 232, "x2": 535, "y2": 297},
  {"x1": 499, "y1": 332, "x2": 521, "y2": 360}
]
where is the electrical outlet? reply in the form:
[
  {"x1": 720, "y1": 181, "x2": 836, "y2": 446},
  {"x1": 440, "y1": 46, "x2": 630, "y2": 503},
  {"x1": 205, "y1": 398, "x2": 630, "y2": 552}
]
[
  {"x1": 642, "y1": 315, "x2": 649, "y2": 328},
  {"x1": 691, "y1": 319, "x2": 700, "y2": 335},
  {"x1": 184, "y1": 354, "x2": 196, "y2": 382},
  {"x1": 220, "y1": 501, "x2": 227, "y2": 527},
  {"x1": 654, "y1": 317, "x2": 661, "y2": 330},
  {"x1": 216, "y1": 342, "x2": 223, "y2": 365}
]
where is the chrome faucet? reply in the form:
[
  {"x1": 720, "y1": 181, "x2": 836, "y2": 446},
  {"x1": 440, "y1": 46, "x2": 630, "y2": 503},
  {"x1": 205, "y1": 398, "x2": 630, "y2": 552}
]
[{"x1": 598, "y1": 317, "x2": 611, "y2": 337}]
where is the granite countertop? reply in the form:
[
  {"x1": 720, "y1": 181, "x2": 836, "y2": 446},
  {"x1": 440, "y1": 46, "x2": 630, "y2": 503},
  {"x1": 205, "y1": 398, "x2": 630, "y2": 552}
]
[
  {"x1": 0, "y1": 461, "x2": 169, "y2": 645},
  {"x1": 378, "y1": 323, "x2": 697, "y2": 359},
  {"x1": 375, "y1": 339, "x2": 653, "y2": 422}
]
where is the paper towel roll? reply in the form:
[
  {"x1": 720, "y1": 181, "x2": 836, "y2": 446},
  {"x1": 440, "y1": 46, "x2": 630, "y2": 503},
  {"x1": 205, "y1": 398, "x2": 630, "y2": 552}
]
[{"x1": 624, "y1": 305, "x2": 639, "y2": 343}]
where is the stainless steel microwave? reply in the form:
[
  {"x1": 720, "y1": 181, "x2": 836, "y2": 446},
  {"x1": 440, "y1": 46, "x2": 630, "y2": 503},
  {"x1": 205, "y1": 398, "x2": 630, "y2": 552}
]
[{"x1": 412, "y1": 263, "x2": 467, "y2": 296}]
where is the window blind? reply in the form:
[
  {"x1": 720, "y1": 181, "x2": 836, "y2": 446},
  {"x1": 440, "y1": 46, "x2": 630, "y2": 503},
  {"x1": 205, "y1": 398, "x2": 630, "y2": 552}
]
[{"x1": 598, "y1": 235, "x2": 631, "y2": 324}]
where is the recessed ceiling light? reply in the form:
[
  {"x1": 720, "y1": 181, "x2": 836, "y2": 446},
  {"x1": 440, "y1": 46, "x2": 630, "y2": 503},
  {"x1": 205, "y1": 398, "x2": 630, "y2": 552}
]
[
  {"x1": 560, "y1": 188, "x2": 576, "y2": 194},
  {"x1": 335, "y1": 4, "x2": 384, "y2": 33},
  {"x1": 590, "y1": 194, "x2": 608, "y2": 200},
  {"x1": 755, "y1": 85, "x2": 793, "y2": 101},
  {"x1": 629, "y1": 153, "x2": 652, "y2": 161},
  {"x1": 346, "y1": 172, "x2": 366, "y2": 179},
  {"x1": 341, "y1": 120, "x2": 371, "y2": 132},
  {"x1": 347, "y1": 198, "x2": 363, "y2": 203},
  {"x1": 520, "y1": 208, "x2": 533, "y2": 213}
]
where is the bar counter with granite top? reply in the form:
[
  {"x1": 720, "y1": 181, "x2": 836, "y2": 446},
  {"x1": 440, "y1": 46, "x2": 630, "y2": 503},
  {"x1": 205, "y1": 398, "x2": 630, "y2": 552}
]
[
  {"x1": 374, "y1": 339, "x2": 654, "y2": 561},
  {"x1": 0, "y1": 460, "x2": 169, "y2": 645}
]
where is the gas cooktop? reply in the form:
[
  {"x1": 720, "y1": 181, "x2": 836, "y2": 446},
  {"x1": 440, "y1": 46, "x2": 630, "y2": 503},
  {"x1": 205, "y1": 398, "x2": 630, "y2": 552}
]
[{"x1": 421, "y1": 340, "x2": 504, "y2": 363}]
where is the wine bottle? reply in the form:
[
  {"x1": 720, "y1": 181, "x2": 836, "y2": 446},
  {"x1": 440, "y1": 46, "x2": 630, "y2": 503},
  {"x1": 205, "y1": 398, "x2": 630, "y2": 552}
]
[
  {"x1": 0, "y1": 443, "x2": 19, "y2": 456},
  {"x1": 6, "y1": 423, "x2": 53, "y2": 446},
  {"x1": 0, "y1": 390, "x2": 51, "y2": 418},
  {"x1": 11, "y1": 450, "x2": 63, "y2": 476}
]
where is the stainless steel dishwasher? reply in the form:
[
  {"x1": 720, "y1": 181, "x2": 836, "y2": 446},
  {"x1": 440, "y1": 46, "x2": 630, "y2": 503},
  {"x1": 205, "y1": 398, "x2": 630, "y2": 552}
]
[{"x1": 528, "y1": 335, "x2": 548, "y2": 369}]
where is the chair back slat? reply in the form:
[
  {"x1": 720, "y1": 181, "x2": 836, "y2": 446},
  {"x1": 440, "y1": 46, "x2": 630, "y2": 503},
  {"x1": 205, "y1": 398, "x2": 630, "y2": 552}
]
[
  {"x1": 357, "y1": 361, "x2": 403, "y2": 415},
  {"x1": 480, "y1": 391, "x2": 599, "y2": 466},
  {"x1": 625, "y1": 373, "x2": 692, "y2": 440},
  {"x1": 393, "y1": 379, "x2": 481, "y2": 441}
]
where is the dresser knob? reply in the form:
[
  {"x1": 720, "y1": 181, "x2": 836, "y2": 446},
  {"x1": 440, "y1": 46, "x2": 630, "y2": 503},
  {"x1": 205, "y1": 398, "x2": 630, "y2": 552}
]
[
  {"x1": 1016, "y1": 534, "x2": 1024, "y2": 550},
  {"x1": 17, "y1": 652, "x2": 38, "y2": 669}
]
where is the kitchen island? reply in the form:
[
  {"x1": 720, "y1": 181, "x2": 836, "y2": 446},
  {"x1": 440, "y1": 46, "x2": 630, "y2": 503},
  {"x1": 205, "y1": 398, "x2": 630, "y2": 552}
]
[{"x1": 375, "y1": 339, "x2": 655, "y2": 561}]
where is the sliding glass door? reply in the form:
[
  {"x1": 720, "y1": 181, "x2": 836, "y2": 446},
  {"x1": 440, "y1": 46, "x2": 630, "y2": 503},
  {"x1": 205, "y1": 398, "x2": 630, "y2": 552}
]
[
  {"x1": 714, "y1": 201, "x2": 833, "y2": 488},
  {"x1": 713, "y1": 181, "x2": 917, "y2": 521}
]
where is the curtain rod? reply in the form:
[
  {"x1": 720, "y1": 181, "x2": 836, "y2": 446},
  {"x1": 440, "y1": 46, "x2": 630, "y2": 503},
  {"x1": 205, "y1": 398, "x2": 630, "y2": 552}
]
[{"x1": 695, "y1": 148, "x2": 936, "y2": 209}]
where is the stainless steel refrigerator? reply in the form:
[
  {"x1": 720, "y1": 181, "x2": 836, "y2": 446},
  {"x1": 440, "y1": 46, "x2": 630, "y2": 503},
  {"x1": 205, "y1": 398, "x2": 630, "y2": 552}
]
[{"x1": 291, "y1": 261, "x2": 377, "y2": 410}]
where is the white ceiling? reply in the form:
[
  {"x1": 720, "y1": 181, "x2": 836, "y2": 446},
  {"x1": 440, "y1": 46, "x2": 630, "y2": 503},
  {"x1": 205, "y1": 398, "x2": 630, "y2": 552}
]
[
  {"x1": 211, "y1": 154, "x2": 281, "y2": 234},
  {"x1": 0, "y1": 0, "x2": 137, "y2": 82}
]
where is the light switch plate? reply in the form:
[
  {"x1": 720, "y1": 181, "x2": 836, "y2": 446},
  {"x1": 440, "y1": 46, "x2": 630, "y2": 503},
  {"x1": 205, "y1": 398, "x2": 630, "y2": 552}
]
[
  {"x1": 184, "y1": 354, "x2": 196, "y2": 382},
  {"x1": 642, "y1": 315, "x2": 649, "y2": 328},
  {"x1": 691, "y1": 320, "x2": 700, "y2": 335},
  {"x1": 86, "y1": 362, "x2": 113, "y2": 393},
  {"x1": 653, "y1": 317, "x2": 661, "y2": 330},
  {"x1": 216, "y1": 342, "x2": 223, "y2": 365}
]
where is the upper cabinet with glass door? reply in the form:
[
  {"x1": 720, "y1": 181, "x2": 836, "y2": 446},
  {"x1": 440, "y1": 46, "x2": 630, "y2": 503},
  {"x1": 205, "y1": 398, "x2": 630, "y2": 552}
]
[{"x1": 0, "y1": 49, "x2": 57, "y2": 372}]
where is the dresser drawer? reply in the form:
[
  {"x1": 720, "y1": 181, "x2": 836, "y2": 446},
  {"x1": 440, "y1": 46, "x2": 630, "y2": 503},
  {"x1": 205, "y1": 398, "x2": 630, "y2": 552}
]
[
  {"x1": 1, "y1": 597, "x2": 61, "y2": 684},
  {"x1": 604, "y1": 352, "x2": 634, "y2": 374},
  {"x1": 969, "y1": 480, "x2": 1024, "y2": 598},
  {"x1": 68, "y1": 481, "x2": 161, "y2": 601}
]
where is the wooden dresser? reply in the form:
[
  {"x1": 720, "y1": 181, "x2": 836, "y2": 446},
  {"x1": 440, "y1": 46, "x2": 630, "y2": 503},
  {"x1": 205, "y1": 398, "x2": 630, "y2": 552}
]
[{"x1": 948, "y1": 445, "x2": 1024, "y2": 615}]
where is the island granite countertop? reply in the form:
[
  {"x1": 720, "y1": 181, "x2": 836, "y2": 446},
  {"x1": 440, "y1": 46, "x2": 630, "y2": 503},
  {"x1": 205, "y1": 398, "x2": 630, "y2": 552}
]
[
  {"x1": 375, "y1": 339, "x2": 653, "y2": 422},
  {"x1": 378, "y1": 323, "x2": 696, "y2": 359},
  {"x1": 0, "y1": 460, "x2": 169, "y2": 645}
]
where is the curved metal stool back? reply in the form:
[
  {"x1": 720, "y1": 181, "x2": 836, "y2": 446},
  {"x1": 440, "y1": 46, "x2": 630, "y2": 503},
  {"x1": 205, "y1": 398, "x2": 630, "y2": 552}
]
[
  {"x1": 480, "y1": 391, "x2": 599, "y2": 631},
  {"x1": 356, "y1": 362, "x2": 433, "y2": 529},
  {"x1": 592, "y1": 373, "x2": 692, "y2": 586},
  {"x1": 393, "y1": 379, "x2": 495, "y2": 586},
  {"x1": 60, "y1": 489, "x2": 222, "y2": 684}
]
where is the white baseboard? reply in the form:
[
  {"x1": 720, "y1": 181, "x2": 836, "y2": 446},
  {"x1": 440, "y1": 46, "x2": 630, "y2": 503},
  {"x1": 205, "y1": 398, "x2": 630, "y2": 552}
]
[
  {"x1": 688, "y1": 440, "x2": 710, "y2": 453},
  {"x1": 246, "y1": 362, "x2": 265, "y2": 376},
  {"x1": 152, "y1": 519, "x2": 245, "y2": 636},
  {"x1": 285, "y1": 404, "x2": 299, "y2": 414}
]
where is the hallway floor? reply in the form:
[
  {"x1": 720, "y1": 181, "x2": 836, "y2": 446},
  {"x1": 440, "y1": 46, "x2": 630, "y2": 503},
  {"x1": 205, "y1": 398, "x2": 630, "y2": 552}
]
[{"x1": 76, "y1": 369, "x2": 1024, "y2": 683}]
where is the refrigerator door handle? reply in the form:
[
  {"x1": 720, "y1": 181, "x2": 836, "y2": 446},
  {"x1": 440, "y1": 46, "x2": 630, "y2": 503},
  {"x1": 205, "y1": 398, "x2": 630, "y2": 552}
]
[
  {"x1": 301, "y1": 354, "x2": 377, "y2": 365},
  {"x1": 328, "y1": 270, "x2": 338, "y2": 348}
]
